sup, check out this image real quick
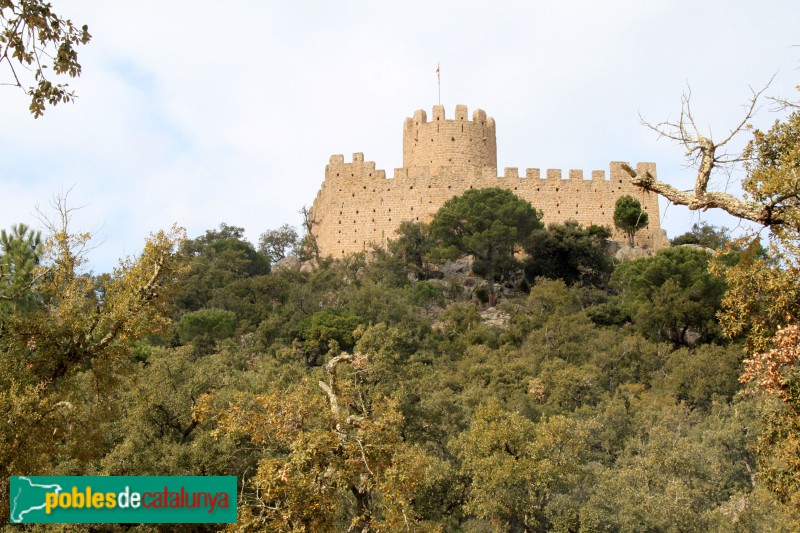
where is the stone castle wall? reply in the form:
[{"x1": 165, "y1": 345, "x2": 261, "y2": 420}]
[
  {"x1": 310, "y1": 105, "x2": 667, "y2": 257},
  {"x1": 403, "y1": 104, "x2": 497, "y2": 173}
]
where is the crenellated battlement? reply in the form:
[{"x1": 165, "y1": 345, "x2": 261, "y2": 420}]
[
  {"x1": 324, "y1": 153, "x2": 386, "y2": 183},
  {"x1": 403, "y1": 104, "x2": 497, "y2": 172},
  {"x1": 310, "y1": 105, "x2": 668, "y2": 257},
  {"x1": 323, "y1": 157, "x2": 655, "y2": 186},
  {"x1": 404, "y1": 104, "x2": 495, "y2": 127}
]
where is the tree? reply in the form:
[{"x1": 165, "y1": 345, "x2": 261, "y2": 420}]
[
  {"x1": 624, "y1": 83, "x2": 800, "y2": 519},
  {"x1": 0, "y1": 209, "x2": 186, "y2": 520},
  {"x1": 196, "y1": 352, "x2": 444, "y2": 532},
  {"x1": 0, "y1": 223, "x2": 42, "y2": 314},
  {"x1": 295, "y1": 308, "x2": 363, "y2": 367},
  {"x1": 174, "y1": 223, "x2": 269, "y2": 313},
  {"x1": 429, "y1": 188, "x2": 542, "y2": 307},
  {"x1": 451, "y1": 400, "x2": 595, "y2": 531},
  {"x1": 670, "y1": 221, "x2": 731, "y2": 249},
  {"x1": 387, "y1": 220, "x2": 433, "y2": 279},
  {"x1": 0, "y1": 1, "x2": 91, "y2": 117},
  {"x1": 620, "y1": 83, "x2": 798, "y2": 229},
  {"x1": 610, "y1": 246, "x2": 726, "y2": 346},
  {"x1": 258, "y1": 223, "x2": 298, "y2": 264},
  {"x1": 523, "y1": 221, "x2": 612, "y2": 287},
  {"x1": 613, "y1": 195, "x2": 649, "y2": 247},
  {"x1": 298, "y1": 205, "x2": 321, "y2": 261}
]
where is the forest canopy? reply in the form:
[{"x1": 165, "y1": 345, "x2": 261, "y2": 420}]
[{"x1": 2, "y1": 189, "x2": 797, "y2": 531}]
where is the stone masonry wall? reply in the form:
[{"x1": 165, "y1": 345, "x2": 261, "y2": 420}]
[
  {"x1": 310, "y1": 105, "x2": 667, "y2": 257},
  {"x1": 403, "y1": 104, "x2": 497, "y2": 174}
]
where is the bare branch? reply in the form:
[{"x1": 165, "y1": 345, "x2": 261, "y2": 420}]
[
  {"x1": 621, "y1": 162, "x2": 785, "y2": 225},
  {"x1": 318, "y1": 381, "x2": 340, "y2": 415},
  {"x1": 630, "y1": 80, "x2": 794, "y2": 227},
  {"x1": 318, "y1": 352, "x2": 355, "y2": 415}
]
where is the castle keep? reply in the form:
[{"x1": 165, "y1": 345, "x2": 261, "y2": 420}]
[{"x1": 310, "y1": 104, "x2": 668, "y2": 257}]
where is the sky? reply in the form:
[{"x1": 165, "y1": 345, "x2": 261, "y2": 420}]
[{"x1": 1, "y1": 0, "x2": 798, "y2": 273}]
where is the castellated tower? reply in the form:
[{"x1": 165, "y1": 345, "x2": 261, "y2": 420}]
[
  {"x1": 403, "y1": 104, "x2": 497, "y2": 176},
  {"x1": 310, "y1": 104, "x2": 668, "y2": 257}
]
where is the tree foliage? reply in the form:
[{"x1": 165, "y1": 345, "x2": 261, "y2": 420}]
[
  {"x1": 430, "y1": 187, "x2": 542, "y2": 306},
  {"x1": 626, "y1": 83, "x2": 800, "y2": 522},
  {"x1": 0, "y1": 0, "x2": 92, "y2": 116},
  {"x1": 258, "y1": 223, "x2": 299, "y2": 265},
  {"x1": 174, "y1": 223, "x2": 269, "y2": 315},
  {"x1": 387, "y1": 220, "x2": 433, "y2": 280},
  {"x1": 0, "y1": 212, "x2": 186, "y2": 522},
  {"x1": 610, "y1": 246, "x2": 726, "y2": 346},
  {"x1": 523, "y1": 221, "x2": 612, "y2": 287},
  {"x1": 742, "y1": 108, "x2": 800, "y2": 238},
  {"x1": 613, "y1": 195, "x2": 649, "y2": 246},
  {"x1": 2, "y1": 201, "x2": 794, "y2": 528},
  {"x1": 671, "y1": 221, "x2": 731, "y2": 249},
  {"x1": 0, "y1": 222, "x2": 41, "y2": 314}
]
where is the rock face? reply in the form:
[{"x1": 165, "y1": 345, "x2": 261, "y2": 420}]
[
  {"x1": 299, "y1": 259, "x2": 318, "y2": 273},
  {"x1": 309, "y1": 104, "x2": 669, "y2": 258},
  {"x1": 272, "y1": 257, "x2": 320, "y2": 273},
  {"x1": 673, "y1": 244, "x2": 715, "y2": 255},
  {"x1": 439, "y1": 256, "x2": 472, "y2": 277},
  {"x1": 480, "y1": 307, "x2": 511, "y2": 329},
  {"x1": 272, "y1": 256, "x2": 301, "y2": 272},
  {"x1": 614, "y1": 244, "x2": 656, "y2": 262}
]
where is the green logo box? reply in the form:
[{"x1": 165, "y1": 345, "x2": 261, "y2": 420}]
[{"x1": 9, "y1": 476, "x2": 237, "y2": 524}]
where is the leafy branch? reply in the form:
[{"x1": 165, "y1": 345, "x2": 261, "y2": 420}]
[{"x1": 0, "y1": 0, "x2": 91, "y2": 117}]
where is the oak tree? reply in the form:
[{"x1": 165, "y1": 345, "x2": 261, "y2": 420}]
[
  {"x1": 0, "y1": 0, "x2": 91, "y2": 116},
  {"x1": 626, "y1": 83, "x2": 800, "y2": 519}
]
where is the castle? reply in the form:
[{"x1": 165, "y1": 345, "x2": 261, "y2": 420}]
[{"x1": 310, "y1": 104, "x2": 668, "y2": 257}]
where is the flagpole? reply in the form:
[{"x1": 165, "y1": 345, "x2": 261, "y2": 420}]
[{"x1": 437, "y1": 61, "x2": 441, "y2": 105}]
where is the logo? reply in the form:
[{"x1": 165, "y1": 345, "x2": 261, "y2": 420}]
[{"x1": 9, "y1": 476, "x2": 237, "y2": 524}]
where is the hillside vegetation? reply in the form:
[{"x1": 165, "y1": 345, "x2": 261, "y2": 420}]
[{"x1": 2, "y1": 203, "x2": 796, "y2": 531}]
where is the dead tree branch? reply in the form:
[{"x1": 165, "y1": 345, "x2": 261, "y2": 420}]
[
  {"x1": 318, "y1": 352, "x2": 354, "y2": 415},
  {"x1": 627, "y1": 81, "x2": 791, "y2": 227}
]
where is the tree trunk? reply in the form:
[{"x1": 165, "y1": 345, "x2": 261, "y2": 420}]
[
  {"x1": 349, "y1": 486, "x2": 372, "y2": 532},
  {"x1": 486, "y1": 248, "x2": 496, "y2": 307}
]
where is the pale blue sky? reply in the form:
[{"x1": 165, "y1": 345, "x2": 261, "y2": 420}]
[{"x1": 1, "y1": 1, "x2": 798, "y2": 272}]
